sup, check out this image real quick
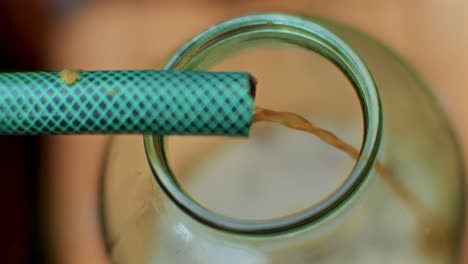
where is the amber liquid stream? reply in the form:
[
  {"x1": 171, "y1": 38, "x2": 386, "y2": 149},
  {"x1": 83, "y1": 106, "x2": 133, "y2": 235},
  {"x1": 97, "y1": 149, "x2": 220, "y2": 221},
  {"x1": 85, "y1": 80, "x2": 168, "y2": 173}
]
[{"x1": 253, "y1": 106, "x2": 447, "y2": 252}]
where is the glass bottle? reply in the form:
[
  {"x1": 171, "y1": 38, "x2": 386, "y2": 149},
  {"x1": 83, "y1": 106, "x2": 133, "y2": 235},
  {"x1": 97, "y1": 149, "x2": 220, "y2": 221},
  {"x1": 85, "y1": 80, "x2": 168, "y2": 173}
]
[{"x1": 101, "y1": 13, "x2": 465, "y2": 263}]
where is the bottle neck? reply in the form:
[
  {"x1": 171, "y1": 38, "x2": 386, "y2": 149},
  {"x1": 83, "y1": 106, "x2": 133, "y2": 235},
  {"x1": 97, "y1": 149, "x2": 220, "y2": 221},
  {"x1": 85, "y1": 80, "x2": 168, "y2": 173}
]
[{"x1": 144, "y1": 13, "x2": 383, "y2": 234}]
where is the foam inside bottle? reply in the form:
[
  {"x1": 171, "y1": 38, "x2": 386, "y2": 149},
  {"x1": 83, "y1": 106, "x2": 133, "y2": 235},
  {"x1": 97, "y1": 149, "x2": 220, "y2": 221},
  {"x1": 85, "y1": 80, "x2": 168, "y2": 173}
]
[{"x1": 184, "y1": 118, "x2": 359, "y2": 220}]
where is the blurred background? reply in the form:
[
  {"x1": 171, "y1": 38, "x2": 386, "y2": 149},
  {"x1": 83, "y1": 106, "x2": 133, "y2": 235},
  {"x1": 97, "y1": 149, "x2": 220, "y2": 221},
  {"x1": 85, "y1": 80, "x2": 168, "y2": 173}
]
[{"x1": 0, "y1": 0, "x2": 466, "y2": 263}]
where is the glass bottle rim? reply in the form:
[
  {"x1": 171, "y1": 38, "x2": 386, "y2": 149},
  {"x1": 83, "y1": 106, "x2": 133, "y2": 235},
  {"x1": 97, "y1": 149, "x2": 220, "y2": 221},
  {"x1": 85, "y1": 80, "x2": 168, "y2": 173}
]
[{"x1": 144, "y1": 12, "x2": 383, "y2": 234}]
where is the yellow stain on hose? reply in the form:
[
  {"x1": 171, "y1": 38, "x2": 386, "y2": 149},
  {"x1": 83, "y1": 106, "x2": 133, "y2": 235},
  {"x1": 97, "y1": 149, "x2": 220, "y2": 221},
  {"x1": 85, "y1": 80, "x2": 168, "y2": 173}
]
[{"x1": 59, "y1": 69, "x2": 81, "y2": 85}]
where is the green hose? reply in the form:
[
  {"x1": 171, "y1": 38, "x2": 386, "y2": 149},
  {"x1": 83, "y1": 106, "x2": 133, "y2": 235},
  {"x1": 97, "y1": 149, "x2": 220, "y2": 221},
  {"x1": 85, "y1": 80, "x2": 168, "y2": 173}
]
[{"x1": 0, "y1": 70, "x2": 256, "y2": 136}]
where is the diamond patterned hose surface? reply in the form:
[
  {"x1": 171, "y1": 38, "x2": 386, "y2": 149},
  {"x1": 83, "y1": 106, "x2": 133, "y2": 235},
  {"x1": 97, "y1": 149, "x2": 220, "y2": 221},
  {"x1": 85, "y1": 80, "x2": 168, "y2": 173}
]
[{"x1": 0, "y1": 70, "x2": 256, "y2": 136}]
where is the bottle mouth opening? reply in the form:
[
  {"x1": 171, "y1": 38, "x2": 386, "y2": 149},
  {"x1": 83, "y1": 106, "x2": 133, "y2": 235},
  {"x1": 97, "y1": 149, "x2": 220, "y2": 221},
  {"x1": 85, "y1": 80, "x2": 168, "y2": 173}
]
[{"x1": 144, "y1": 13, "x2": 383, "y2": 234}]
